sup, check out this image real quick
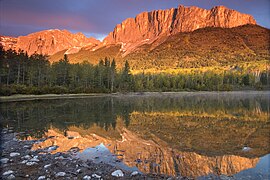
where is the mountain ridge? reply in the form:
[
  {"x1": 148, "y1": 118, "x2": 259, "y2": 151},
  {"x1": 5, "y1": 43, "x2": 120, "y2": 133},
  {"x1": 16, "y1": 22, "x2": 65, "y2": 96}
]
[
  {"x1": 1, "y1": 29, "x2": 101, "y2": 55},
  {"x1": 1, "y1": 5, "x2": 268, "y2": 70},
  {"x1": 102, "y1": 5, "x2": 256, "y2": 55},
  {"x1": 49, "y1": 24, "x2": 270, "y2": 69}
]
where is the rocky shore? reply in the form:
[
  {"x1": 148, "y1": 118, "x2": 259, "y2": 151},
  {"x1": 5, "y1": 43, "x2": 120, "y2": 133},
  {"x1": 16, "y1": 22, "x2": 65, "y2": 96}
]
[{"x1": 0, "y1": 128, "x2": 187, "y2": 180}]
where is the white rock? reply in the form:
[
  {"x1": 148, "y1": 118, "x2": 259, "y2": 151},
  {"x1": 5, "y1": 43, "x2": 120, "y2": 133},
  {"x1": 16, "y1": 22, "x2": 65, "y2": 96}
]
[
  {"x1": 26, "y1": 162, "x2": 38, "y2": 166},
  {"x1": 83, "y1": 175, "x2": 91, "y2": 180},
  {"x1": 111, "y1": 170, "x2": 124, "y2": 177},
  {"x1": 76, "y1": 169, "x2": 81, "y2": 173},
  {"x1": 48, "y1": 146, "x2": 58, "y2": 152},
  {"x1": 0, "y1": 158, "x2": 9, "y2": 164},
  {"x1": 3, "y1": 170, "x2": 14, "y2": 176},
  {"x1": 7, "y1": 174, "x2": 15, "y2": 179},
  {"x1": 131, "y1": 171, "x2": 139, "y2": 176},
  {"x1": 92, "y1": 174, "x2": 101, "y2": 179},
  {"x1": 10, "y1": 152, "x2": 20, "y2": 157},
  {"x1": 30, "y1": 158, "x2": 39, "y2": 162},
  {"x1": 38, "y1": 176, "x2": 46, "y2": 180},
  {"x1": 44, "y1": 164, "x2": 51, "y2": 168},
  {"x1": 242, "y1": 146, "x2": 252, "y2": 152},
  {"x1": 219, "y1": 175, "x2": 231, "y2": 180},
  {"x1": 21, "y1": 160, "x2": 28, "y2": 164},
  {"x1": 22, "y1": 155, "x2": 31, "y2": 160},
  {"x1": 55, "y1": 172, "x2": 66, "y2": 177},
  {"x1": 23, "y1": 145, "x2": 30, "y2": 148},
  {"x1": 55, "y1": 156, "x2": 64, "y2": 160}
]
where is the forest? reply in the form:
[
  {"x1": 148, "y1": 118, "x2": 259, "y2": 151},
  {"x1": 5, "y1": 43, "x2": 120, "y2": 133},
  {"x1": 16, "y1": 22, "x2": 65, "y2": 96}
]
[{"x1": 0, "y1": 47, "x2": 269, "y2": 95}]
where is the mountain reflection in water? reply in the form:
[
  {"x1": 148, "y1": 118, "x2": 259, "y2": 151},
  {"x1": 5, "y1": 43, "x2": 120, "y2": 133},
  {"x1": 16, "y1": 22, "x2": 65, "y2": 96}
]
[{"x1": 1, "y1": 92, "x2": 269, "y2": 178}]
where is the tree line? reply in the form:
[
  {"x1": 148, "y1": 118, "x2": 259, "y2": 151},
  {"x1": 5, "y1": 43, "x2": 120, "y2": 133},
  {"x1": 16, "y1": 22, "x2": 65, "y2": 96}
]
[{"x1": 0, "y1": 47, "x2": 269, "y2": 95}]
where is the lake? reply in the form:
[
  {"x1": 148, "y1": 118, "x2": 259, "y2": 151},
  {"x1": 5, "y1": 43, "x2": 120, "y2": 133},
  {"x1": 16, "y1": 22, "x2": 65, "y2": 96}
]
[{"x1": 1, "y1": 92, "x2": 269, "y2": 179}]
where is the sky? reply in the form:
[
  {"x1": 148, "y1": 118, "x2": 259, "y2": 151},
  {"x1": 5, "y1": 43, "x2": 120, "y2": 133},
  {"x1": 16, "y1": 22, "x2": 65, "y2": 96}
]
[{"x1": 0, "y1": 0, "x2": 269, "y2": 41}]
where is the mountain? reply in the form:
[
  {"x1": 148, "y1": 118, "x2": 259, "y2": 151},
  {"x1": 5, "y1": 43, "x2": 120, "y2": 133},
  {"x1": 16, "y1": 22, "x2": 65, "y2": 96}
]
[
  {"x1": 49, "y1": 5, "x2": 267, "y2": 68},
  {"x1": 0, "y1": 36, "x2": 17, "y2": 51},
  {"x1": 103, "y1": 5, "x2": 256, "y2": 55},
  {"x1": 50, "y1": 24, "x2": 270, "y2": 69},
  {"x1": 1, "y1": 29, "x2": 100, "y2": 56},
  {"x1": 1, "y1": 5, "x2": 268, "y2": 70},
  {"x1": 125, "y1": 24, "x2": 270, "y2": 69}
]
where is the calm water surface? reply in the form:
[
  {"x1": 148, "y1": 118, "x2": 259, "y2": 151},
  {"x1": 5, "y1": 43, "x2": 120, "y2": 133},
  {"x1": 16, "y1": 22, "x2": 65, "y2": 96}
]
[{"x1": 1, "y1": 92, "x2": 269, "y2": 179}]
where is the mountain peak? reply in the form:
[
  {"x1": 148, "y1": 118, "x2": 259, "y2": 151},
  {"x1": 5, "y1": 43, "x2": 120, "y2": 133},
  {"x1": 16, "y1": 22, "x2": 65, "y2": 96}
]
[
  {"x1": 103, "y1": 5, "x2": 256, "y2": 53},
  {"x1": 14, "y1": 29, "x2": 100, "y2": 55}
]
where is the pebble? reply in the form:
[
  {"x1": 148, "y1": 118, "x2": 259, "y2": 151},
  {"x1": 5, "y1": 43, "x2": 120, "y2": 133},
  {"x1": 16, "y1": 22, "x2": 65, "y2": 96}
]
[
  {"x1": 30, "y1": 157, "x2": 40, "y2": 162},
  {"x1": 92, "y1": 174, "x2": 101, "y2": 179},
  {"x1": 10, "y1": 152, "x2": 20, "y2": 157},
  {"x1": 83, "y1": 175, "x2": 91, "y2": 180},
  {"x1": 48, "y1": 146, "x2": 58, "y2": 152},
  {"x1": 38, "y1": 176, "x2": 46, "y2": 180},
  {"x1": 26, "y1": 161, "x2": 38, "y2": 166},
  {"x1": 0, "y1": 158, "x2": 9, "y2": 164},
  {"x1": 7, "y1": 174, "x2": 16, "y2": 179},
  {"x1": 44, "y1": 164, "x2": 51, "y2": 168},
  {"x1": 111, "y1": 170, "x2": 124, "y2": 177},
  {"x1": 131, "y1": 171, "x2": 139, "y2": 176},
  {"x1": 55, "y1": 172, "x2": 66, "y2": 177},
  {"x1": 76, "y1": 169, "x2": 81, "y2": 173},
  {"x1": 21, "y1": 160, "x2": 28, "y2": 164},
  {"x1": 55, "y1": 156, "x2": 65, "y2": 160},
  {"x1": 3, "y1": 170, "x2": 14, "y2": 176},
  {"x1": 242, "y1": 146, "x2": 252, "y2": 152},
  {"x1": 22, "y1": 155, "x2": 31, "y2": 160}
]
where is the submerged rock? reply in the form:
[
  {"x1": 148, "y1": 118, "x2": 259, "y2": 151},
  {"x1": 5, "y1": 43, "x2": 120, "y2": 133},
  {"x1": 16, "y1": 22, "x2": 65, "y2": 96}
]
[
  {"x1": 83, "y1": 175, "x2": 91, "y2": 180},
  {"x1": 22, "y1": 155, "x2": 31, "y2": 160},
  {"x1": 111, "y1": 170, "x2": 124, "y2": 177},
  {"x1": 0, "y1": 158, "x2": 9, "y2": 164},
  {"x1": 10, "y1": 152, "x2": 20, "y2": 157},
  {"x1": 20, "y1": 160, "x2": 28, "y2": 164},
  {"x1": 3, "y1": 170, "x2": 14, "y2": 176},
  {"x1": 37, "y1": 176, "x2": 46, "y2": 180},
  {"x1": 92, "y1": 173, "x2": 101, "y2": 179},
  {"x1": 7, "y1": 174, "x2": 16, "y2": 179},
  {"x1": 55, "y1": 156, "x2": 65, "y2": 160},
  {"x1": 55, "y1": 172, "x2": 66, "y2": 177},
  {"x1": 131, "y1": 171, "x2": 139, "y2": 176},
  {"x1": 29, "y1": 157, "x2": 39, "y2": 162},
  {"x1": 44, "y1": 164, "x2": 51, "y2": 168},
  {"x1": 48, "y1": 145, "x2": 58, "y2": 152},
  {"x1": 26, "y1": 161, "x2": 38, "y2": 166},
  {"x1": 242, "y1": 146, "x2": 252, "y2": 152}
]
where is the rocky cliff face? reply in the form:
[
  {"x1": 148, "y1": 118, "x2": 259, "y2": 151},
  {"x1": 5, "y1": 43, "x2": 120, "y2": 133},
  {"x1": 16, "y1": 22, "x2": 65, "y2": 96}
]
[
  {"x1": 14, "y1": 29, "x2": 100, "y2": 55},
  {"x1": 1, "y1": 5, "x2": 259, "y2": 62},
  {"x1": 0, "y1": 36, "x2": 18, "y2": 51},
  {"x1": 103, "y1": 5, "x2": 256, "y2": 53}
]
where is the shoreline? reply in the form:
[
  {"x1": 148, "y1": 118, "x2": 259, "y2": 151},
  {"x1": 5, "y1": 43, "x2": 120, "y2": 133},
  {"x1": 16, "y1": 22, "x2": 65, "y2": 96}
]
[
  {"x1": 0, "y1": 91, "x2": 269, "y2": 102},
  {"x1": 0, "y1": 129, "x2": 184, "y2": 179}
]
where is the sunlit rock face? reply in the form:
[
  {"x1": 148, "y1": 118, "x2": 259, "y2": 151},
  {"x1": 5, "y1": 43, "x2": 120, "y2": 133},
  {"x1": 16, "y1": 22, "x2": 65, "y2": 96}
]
[
  {"x1": 103, "y1": 5, "x2": 256, "y2": 53},
  {"x1": 14, "y1": 29, "x2": 100, "y2": 55},
  {"x1": 0, "y1": 36, "x2": 17, "y2": 51},
  {"x1": 31, "y1": 125, "x2": 259, "y2": 178}
]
